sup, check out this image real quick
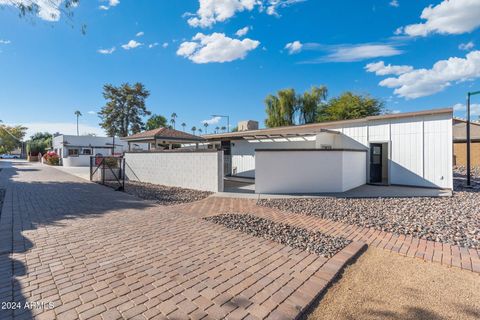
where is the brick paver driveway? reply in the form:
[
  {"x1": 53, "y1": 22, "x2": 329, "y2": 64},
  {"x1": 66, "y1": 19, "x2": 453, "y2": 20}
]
[{"x1": 0, "y1": 161, "x2": 362, "y2": 320}]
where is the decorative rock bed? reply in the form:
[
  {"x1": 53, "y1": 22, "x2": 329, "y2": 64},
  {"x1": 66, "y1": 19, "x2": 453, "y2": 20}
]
[
  {"x1": 107, "y1": 181, "x2": 212, "y2": 206},
  {"x1": 258, "y1": 168, "x2": 480, "y2": 249},
  {"x1": 204, "y1": 213, "x2": 351, "y2": 257}
]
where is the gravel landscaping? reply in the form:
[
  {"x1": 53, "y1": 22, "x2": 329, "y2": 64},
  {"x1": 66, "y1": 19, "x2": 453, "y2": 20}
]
[
  {"x1": 107, "y1": 181, "x2": 212, "y2": 205},
  {"x1": 204, "y1": 213, "x2": 351, "y2": 257},
  {"x1": 258, "y1": 168, "x2": 480, "y2": 249}
]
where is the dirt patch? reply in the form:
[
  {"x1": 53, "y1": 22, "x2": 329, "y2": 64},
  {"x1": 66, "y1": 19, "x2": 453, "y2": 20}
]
[{"x1": 305, "y1": 247, "x2": 480, "y2": 320}]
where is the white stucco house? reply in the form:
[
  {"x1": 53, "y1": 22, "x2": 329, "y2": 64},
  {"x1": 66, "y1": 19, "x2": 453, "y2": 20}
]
[
  {"x1": 202, "y1": 108, "x2": 453, "y2": 194},
  {"x1": 52, "y1": 135, "x2": 127, "y2": 167}
]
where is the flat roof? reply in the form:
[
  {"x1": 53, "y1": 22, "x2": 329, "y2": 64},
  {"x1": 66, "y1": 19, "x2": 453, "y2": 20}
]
[{"x1": 204, "y1": 108, "x2": 453, "y2": 140}]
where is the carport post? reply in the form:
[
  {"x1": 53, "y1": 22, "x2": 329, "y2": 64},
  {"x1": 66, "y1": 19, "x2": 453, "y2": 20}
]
[{"x1": 466, "y1": 90, "x2": 480, "y2": 187}]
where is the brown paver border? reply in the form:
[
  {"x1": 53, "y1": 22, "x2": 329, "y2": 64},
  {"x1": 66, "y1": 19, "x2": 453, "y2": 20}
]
[{"x1": 285, "y1": 241, "x2": 367, "y2": 320}]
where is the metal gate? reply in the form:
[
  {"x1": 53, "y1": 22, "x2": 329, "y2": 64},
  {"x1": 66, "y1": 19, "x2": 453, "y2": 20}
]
[{"x1": 90, "y1": 156, "x2": 125, "y2": 191}]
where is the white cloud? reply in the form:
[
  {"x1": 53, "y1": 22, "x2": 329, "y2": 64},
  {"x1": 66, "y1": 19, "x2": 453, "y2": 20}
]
[
  {"x1": 397, "y1": 0, "x2": 480, "y2": 37},
  {"x1": 177, "y1": 32, "x2": 260, "y2": 64},
  {"x1": 186, "y1": 0, "x2": 304, "y2": 28},
  {"x1": 235, "y1": 26, "x2": 250, "y2": 37},
  {"x1": 459, "y1": 41, "x2": 475, "y2": 51},
  {"x1": 98, "y1": 0, "x2": 120, "y2": 10},
  {"x1": 377, "y1": 50, "x2": 480, "y2": 99},
  {"x1": 453, "y1": 103, "x2": 480, "y2": 116},
  {"x1": 18, "y1": 122, "x2": 105, "y2": 138},
  {"x1": 265, "y1": 0, "x2": 305, "y2": 16},
  {"x1": 121, "y1": 40, "x2": 142, "y2": 50},
  {"x1": 136, "y1": 31, "x2": 144, "y2": 37},
  {"x1": 0, "y1": 0, "x2": 65, "y2": 21},
  {"x1": 162, "y1": 42, "x2": 169, "y2": 48},
  {"x1": 0, "y1": 39, "x2": 11, "y2": 44},
  {"x1": 87, "y1": 111, "x2": 97, "y2": 115},
  {"x1": 202, "y1": 116, "x2": 222, "y2": 125},
  {"x1": 97, "y1": 47, "x2": 116, "y2": 54},
  {"x1": 284, "y1": 40, "x2": 302, "y2": 54},
  {"x1": 148, "y1": 42, "x2": 159, "y2": 48},
  {"x1": 389, "y1": 0, "x2": 399, "y2": 8},
  {"x1": 323, "y1": 44, "x2": 402, "y2": 62},
  {"x1": 365, "y1": 61, "x2": 413, "y2": 76}
]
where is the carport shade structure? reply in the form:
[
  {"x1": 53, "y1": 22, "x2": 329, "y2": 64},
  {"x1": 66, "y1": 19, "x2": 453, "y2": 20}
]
[{"x1": 122, "y1": 127, "x2": 205, "y2": 151}]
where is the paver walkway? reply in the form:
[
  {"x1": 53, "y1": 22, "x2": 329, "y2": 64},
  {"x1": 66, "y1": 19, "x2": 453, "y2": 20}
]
[
  {"x1": 177, "y1": 197, "x2": 480, "y2": 274},
  {"x1": 0, "y1": 161, "x2": 362, "y2": 320}
]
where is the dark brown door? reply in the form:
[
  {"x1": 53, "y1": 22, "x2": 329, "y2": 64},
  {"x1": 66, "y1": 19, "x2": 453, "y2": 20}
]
[{"x1": 370, "y1": 143, "x2": 383, "y2": 183}]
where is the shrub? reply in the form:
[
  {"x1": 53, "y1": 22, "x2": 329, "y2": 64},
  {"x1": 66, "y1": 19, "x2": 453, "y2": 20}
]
[{"x1": 43, "y1": 151, "x2": 60, "y2": 166}]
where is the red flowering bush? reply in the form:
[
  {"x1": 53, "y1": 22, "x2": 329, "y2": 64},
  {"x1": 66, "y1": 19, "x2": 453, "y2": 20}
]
[{"x1": 43, "y1": 151, "x2": 60, "y2": 166}]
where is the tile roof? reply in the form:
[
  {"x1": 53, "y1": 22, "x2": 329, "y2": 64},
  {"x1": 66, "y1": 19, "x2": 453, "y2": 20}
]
[{"x1": 122, "y1": 127, "x2": 205, "y2": 142}]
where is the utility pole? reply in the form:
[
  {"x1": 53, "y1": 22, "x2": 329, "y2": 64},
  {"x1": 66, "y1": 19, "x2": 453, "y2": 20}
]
[
  {"x1": 211, "y1": 115, "x2": 230, "y2": 133},
  {"x1": 466, "y1": 90, "x2": 480, "y2": 187}
]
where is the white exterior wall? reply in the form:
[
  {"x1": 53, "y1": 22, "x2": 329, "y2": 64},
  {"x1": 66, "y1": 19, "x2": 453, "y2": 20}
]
[
  {"x1": 323, "y1": 113, "x2": 453, "y2": 189},
  {"x1": 342, "y1": 151, "x2": 368, "y2": 191},
  {"x1": 231, "y1": 137, "x2": 316, "y2": 178},
  {"x1": 255, "y1": 150, "x2": 366, "y2": 194},
  {"x1": 63, "y1": 155, "x2": 91, "y2": 167},
  {"x1": 124, "y1": 151, "x2": 223, "y2": 192}
]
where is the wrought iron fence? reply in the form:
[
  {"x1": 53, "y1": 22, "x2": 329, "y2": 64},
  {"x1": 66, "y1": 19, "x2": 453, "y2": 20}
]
[{"x1": 90, "y1": 156, "x2": 125, "y2": 191}]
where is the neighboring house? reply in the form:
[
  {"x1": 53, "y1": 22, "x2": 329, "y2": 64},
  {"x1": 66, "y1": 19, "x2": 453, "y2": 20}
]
[
  {"x1": 203, "y1": 108, "x2": 453, "y2": 193},
  {"x1": 452, "y1": 118, "x2": 480, "y2": 166},
  {"x1": 52, "y1": 135, "x2": 127, "y2": 167},
  {"x1": 121, "y1": 127, "x2": 205, "y2": 151}
]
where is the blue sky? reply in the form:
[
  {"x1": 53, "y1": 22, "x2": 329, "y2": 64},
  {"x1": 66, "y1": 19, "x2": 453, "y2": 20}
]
[{"x1": 1, "y1": 0, "x2": 480, "y2": 137}]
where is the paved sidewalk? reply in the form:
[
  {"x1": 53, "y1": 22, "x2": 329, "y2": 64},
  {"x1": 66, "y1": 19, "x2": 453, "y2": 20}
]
[
  {"x1": 0, "y1": 161, "x2": 362, "y2": 320},
  {"x1": 178, "y1": 197, "x2": 480, "y2": 273}
]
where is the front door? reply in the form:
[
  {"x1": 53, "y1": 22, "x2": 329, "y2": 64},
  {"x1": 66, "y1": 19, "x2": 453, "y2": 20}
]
[{"x1": 370, "y1": 143, "x2": 383, "y2": 183}]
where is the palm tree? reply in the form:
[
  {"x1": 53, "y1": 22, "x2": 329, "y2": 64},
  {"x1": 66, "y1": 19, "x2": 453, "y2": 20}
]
[
  {"x1": 198, "y1": 128, "x2": 203, "y2": 135},
  {"x1": 181, "y1": 122, "x2": 186, "y2": 131},
  {"x1": 74, "y1": 110, "x2": 82, "y2": 136},
  {"x1": 203, "y1": 122, "x2": 209, "y2": 134},
  {"x1": 191, "y1": 126, "x2": 197, "y2": 135},
  {"x1": 171, "y1": 113, "x2": 177, "y2": 129},
  {"x1": 215, "y1": 126, "x2": 220, "y2": 134},
  {"x1": 221, "y1": 126, "x2": 226, "y2": 133}
]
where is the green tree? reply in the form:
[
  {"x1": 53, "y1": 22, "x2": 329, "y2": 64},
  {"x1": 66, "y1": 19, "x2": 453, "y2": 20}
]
[
  {"x1": 203, "y1": 122, "x2": 209, "y2": 133},
  {"x1": 146, "y1": 114, "x2": 168, "y2": 131},
  {"x1": 191, "y1": 126, "x2": 197, "y2": 135},
  {"x1": 27, "y1": 132, "x2": 53, "y2": 156},
  {"x1": 74, "y1": 110, "x2": 82, "y2": 136},
  {"x1": 0, "y1": 124, "x2": 27, "y2": 154},
  {"x1": 198, "y1": 128, "x2": 203, "y2": 135},
  {"x1": 99, "y1": 83, "x2": 151, "y2": 137},
  {"x1": 215, "y1": 126, "x2": 220, "y2": 133},
  {"x1": 9, "y1": 0, "x2": 86, "y2": 34},
  {"x1": 231, "y1": 126, "x2": 238, "y2": 132},
  {"x1": 264, "y1": 88, "x2": 298, "y2": 128},
  {"x1": 221, "y1": 126, "x2": 226, "y2": 133},
  {"x1": 298, "y1": 86, "x2": 328, "y2": 124},
  {"x1": 318, "y1": 92, "x2": 384, "y2": 122},
  {"x1": 181, "y1": 122, "x2": 186, "y2": 131}
]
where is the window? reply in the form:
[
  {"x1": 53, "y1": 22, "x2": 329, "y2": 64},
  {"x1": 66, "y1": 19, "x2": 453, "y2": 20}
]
[
  {"x1": 82, "y1": 148, "x2": 92, "y2": 155},
  {"x1": 68, "y1": 149, "x2": 79, "y2": 157}
]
